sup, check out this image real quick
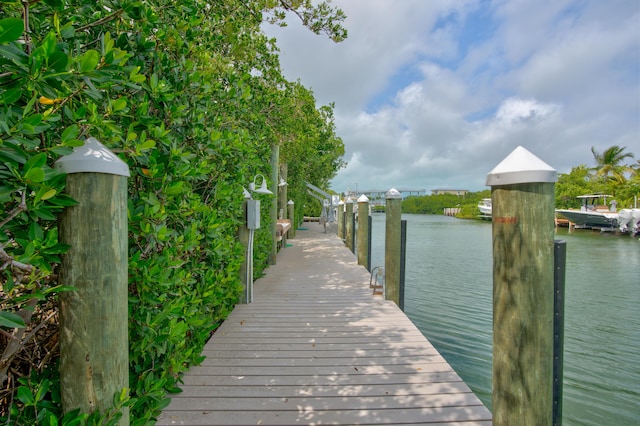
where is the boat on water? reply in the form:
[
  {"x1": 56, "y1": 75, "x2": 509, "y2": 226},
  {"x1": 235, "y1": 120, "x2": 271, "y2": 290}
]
[
  {"x1": 555, "y1": 194, "x2": 619, "y2": 230},
  {"x1": 478, "y1": 198, "x2": 491, "y2": 218}
]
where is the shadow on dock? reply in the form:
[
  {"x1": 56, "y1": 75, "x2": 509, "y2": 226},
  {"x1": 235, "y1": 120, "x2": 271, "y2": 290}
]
[{"x1": 157, "y1": 222, "x2": 492, "y2": 425}]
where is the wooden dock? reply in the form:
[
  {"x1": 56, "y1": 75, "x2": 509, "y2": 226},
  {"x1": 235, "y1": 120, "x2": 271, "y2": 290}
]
[{"x1": 157, "y1": 222, "x2": 492, "y2": 425}]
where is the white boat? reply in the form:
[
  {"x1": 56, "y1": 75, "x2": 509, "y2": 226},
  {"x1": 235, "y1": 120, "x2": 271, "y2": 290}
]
[
  {"x1": 478, "y1": 198, "x2": 492, "y2": 218},
  {"x1": 555, "y1": 194, "x2": 618, "y2": 230}
]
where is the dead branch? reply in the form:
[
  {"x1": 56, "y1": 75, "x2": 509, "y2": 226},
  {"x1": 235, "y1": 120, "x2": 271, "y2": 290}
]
[
  {"x1": 0, "y1": 191, "x2": 27, "y2": 229},
  {"x1": 0, "y1": 298, "x2": 38, "y2": 386}
]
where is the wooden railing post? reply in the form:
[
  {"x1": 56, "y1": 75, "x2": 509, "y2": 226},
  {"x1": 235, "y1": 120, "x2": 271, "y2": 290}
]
[
  {"x1": 385, "y1": 188, "x2": 402, "y2": 306},
  {"x1": 345, "y1": 197, "x2": 354, "y2": 251},
  {"x1": 487, "y1": 146, "x2": 557, "y2": 426},
  {"x1": 357, "y1": 195, "x2": 369, "y2": 267},
  {"x1": 55, "y1": 137, "x2": 130, "y2": 424}
]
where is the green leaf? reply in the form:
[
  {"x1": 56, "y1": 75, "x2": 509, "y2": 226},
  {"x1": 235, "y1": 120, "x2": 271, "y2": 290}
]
[
  {"x1": 0, "y1": 18, "x2": 24, "y2": 44},
  {"x1": 44, "y1": 0, "x2": 64, "y2": 9},
  {"x1": 24, "y1": 167, "x2": 45, "y2": 183},
  {"x1": 17, "y1": 386, "x2": 35, "y2": 405},
  {"x1": 61, "y1": 124, "x2": 79, "y2": 142},
  {"x1": 29, "y1": 221, "x2": 44, "y2": 241},
  {"x1": 48, "y1": 194, "x2": 78, "y2": 207},
  {"x1": 41, "y1": 188, "x2": 57, "y2": 200},
  {"x1": 165, "y1": 181, "x2": 185, "y2": 195},
  {"x1": 48, "y1": 50, "x2": 69, "y2": 72},
  {"x1": 1, "y1": 88, "x2": 22, "y2": 105},
  {"x1": 0, "y1": 44, "x2": 29, "y2": 65},
  {"x1": 35, "y1": 379, "x2": 50, "y2": 402},
  {"x1": 32, "y1": 207, "x2": 56, "y2": 220},
  {"x1": 0, "y1": 146, "x2": 28, "y2": 164},
  {"x1": 78, "y1": 50, "x2": 100, "y2": 73},
  {"x1": 112, "y1": 97, "x2": 127, "y2": 112},
  {"x1": 49, "y1": 146, "x2": 73, "y2": 156},
  {"x1": 139, "y1": 139, "x2": 156, "y2": 150},
  {"x1": 43, "y1": 285, "x2": 76, "y2": 295},
  {"x1": 0, "y1": 311, "x2": 26, "y2": 328},
  {"x1": 24, "y1": 152, "x2": 47, "y2": 173}
]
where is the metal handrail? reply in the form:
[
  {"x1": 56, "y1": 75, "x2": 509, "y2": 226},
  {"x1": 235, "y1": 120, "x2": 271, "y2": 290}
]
[{"x1": 369, "y1": 266, "x2": 385, "y2": 296}]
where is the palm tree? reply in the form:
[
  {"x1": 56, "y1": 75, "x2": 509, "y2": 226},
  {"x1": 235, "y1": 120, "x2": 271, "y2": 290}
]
[{"x1": 590, "y1": 145, "x2": 635, "y2": 184}]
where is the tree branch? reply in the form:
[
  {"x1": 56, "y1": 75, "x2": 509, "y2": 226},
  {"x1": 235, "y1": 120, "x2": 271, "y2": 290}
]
[
  {"x1": 0, "y1": 190, "x2": 27, "y2": 229},
  {"x1": 76, "y1": 9, "x2": 124, "y2": 33}
]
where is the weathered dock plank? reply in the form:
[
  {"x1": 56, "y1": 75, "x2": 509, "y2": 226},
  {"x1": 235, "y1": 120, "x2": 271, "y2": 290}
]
[{"x1": 157, "y1": 222, "x2": 491, "y2": 425}]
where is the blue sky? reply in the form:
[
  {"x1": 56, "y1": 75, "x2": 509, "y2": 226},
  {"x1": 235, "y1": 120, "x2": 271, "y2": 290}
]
[{"x1": 263, "y1": 0, "x2": 640, "y2": 194}]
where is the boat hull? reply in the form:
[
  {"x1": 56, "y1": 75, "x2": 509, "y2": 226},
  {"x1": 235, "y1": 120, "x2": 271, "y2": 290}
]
[{"x1": 555, "y1": 209, "x2": 618, "y2": 228}]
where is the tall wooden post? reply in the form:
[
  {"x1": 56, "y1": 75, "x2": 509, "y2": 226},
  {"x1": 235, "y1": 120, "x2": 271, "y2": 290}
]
[
  {"x1": 288, "y1": 200, "x2": 295, "y2": 239},
  {"x1": 487, "y1": 146, "x2": 557, "y2": 426},
  {"x1": 345, "y1": 197, "x2": 354, "y2": 250},
  {"x1": 337, "y1": 200, "x2": 344, "y2": 239},
  {"x1": 357, "y1": 195, "x2": 369, "y2": 267},
  {"x1": 385, "y1": 188, "x2": 402, "y2": 306},
  {"x1": 55, "y1": 137, "x2": 130, "y2": 425},
  {"x1": 269, "y1": 144, "x2": 279, "y2": 265}
]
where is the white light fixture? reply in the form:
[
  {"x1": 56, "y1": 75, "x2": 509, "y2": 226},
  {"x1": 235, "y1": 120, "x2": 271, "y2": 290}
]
[
  {"x1": 243, "y1": 187, "x2": 251, "y2": 199},
  {"x1": 249, "y1": 174, "x2": 273, "y2": 195},
  {"x1": 278, "y1": 177, "x2": 287, "y2": 187}
]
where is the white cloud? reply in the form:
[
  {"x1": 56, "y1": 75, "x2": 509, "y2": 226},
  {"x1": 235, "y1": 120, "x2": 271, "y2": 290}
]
[{"x1": 263, "y1": 0, "x2": 640, "y2": 192}]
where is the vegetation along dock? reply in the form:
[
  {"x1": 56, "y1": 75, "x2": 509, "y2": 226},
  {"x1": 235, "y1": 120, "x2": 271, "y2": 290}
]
[{"x1": 158, "y1": 222, "x2": 491, "y2": 425}]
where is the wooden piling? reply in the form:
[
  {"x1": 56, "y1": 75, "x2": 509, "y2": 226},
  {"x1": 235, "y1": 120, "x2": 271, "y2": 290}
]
[
  {"x1": 288, "y1": 200, "x2": 295, "y2": 239},
  {"x1": 357, "y1": 195, "x2": 369, "y2": 267},
  {"x1": 486, "y1": 146, "x2": 557, "y2": 426},
  {"x1": 337, "y1": 200, "x2": 344, "y2": 239},
  {"x1": 385, "y1": 188, "x2": 402, "y2": 307},
  {"x1": 345, "y1": 198, "x2": 354, "y2": 251},
  {"x1": 55, "y1": 138, "x2": 130, "y2": 424}
]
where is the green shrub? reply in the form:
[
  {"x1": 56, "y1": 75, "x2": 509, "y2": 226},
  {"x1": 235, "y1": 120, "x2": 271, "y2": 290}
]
[{"x1": 1, "y1": 0, "x2": 346, "y2": 423}]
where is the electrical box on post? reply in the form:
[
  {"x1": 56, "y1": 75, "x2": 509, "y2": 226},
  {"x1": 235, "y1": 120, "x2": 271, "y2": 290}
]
[{"x1": 247, "y1": 199, "x2": 260, "y2": 229}]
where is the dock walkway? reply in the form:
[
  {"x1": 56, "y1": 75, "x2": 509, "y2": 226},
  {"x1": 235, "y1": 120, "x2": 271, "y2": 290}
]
[{"x1": 157, "y1": 222, "x2": 492, "y2": 425}]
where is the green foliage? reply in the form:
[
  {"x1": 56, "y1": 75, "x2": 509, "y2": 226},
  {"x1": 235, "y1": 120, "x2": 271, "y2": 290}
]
[
  {"x1": 556, "y1": 146, "x2": 638, "y2": 209},
  {"x1": 402, "y1": 191, "x2": 490, "y2": 217},
  {"x1": 2, "y1": 361, "x2": 132, "y2": 426},
  {"x1": 264, "y1": 0, "x2": 348, "y2": 42},
  {"x1": 1, "y1": 0, "x2": 347, "y2": 422}
]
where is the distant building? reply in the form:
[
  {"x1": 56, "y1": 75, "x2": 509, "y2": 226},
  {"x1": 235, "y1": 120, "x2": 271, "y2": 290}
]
[{"x1": 431, "y1": 189, "x2": 469, "y2": 196}]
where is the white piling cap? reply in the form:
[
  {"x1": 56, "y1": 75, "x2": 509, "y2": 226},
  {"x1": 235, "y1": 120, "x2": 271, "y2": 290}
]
[
  {"x1": 55, "y1": 137, "x2": 130, "y2": 177},
  {"x1": 357, "y1": 194, "x2": 369, "y2": 203},
  {"x1": 346, "y1": 197, "x2": 354, "y2": 203},
  {"x1": 486, "y1": 146, "x2": 556, "y2": 186},
  {"x1": 287, "y1": 200, "x2": 294, "y2": 205},
  {"x1": 386, "y1": 188, "x2": 402, "y2": 199},
  {"x1": 338, "y1": 200, "x2": 344, "y2": 205}
]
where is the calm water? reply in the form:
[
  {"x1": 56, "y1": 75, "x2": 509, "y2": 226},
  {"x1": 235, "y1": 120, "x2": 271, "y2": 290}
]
[{"x1": 367, "y1": 213, "x2": 640, "y2": 425}]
